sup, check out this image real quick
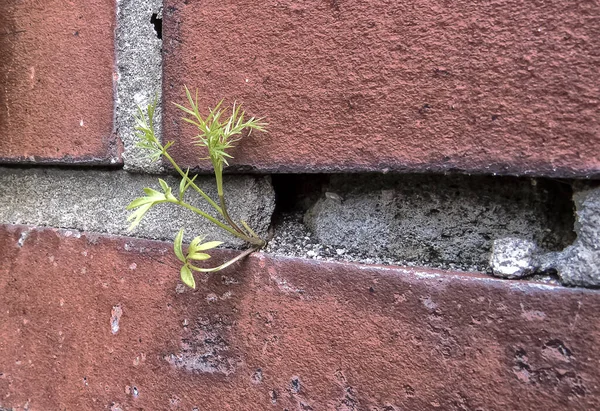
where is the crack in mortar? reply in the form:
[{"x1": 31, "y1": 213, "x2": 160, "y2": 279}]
[
  {"x1": 1, "y1": 164, "x2": 597, "y2": 288},
  {"x1": 266, "y1": 174, "x2": 600, "y2": 288}
]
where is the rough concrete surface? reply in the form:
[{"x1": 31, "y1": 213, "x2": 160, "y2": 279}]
[
  {"x1": 488, "y1": 186, "x2": 600, "y2": 287},
  {"x1": 1, "y1": 225, "x2": 599, "y2": 410},
  {"x1": 541, "y1": 187, "x2": 600, "y2": 287},
  {"x1": 116, "y1": 0, "x2": 164, "y2": 172},
  {"x1": 303, "y1": 174, "x2": 574, "y2": 272},
  {"x1": 0, "y1": 0, "x2": 119, "y2": 164},
  {"x1": 163, "y1": 0, "x2": 599, "y2": 177},
  {"x1": 0, "y1": 168, "x2": 274, "y2": 247}
]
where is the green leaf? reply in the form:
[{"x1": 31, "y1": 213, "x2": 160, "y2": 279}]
[
  {"x1": 149, "y1": 151, "x2": 162, "y2": 162},
  {"x1": 147, "y1": 95, "x2": 157, "y2": 121},
  {"x1": 126, "y1": 196, "x2": 155, "y2": 210},
  {"x1": 180, "y1": 265, "x2": 196, "y2": 289},
  {"x1": 126, "y1": 183, "x2": 174, "y2": 230},
  {"x1": 157, "y1": 179, "x2": 176, "y2": 201},
  {"x1": 194, "y1": 241, "x2": 223, "y2": 251},
  {"x1": 143, "y1": 187, "x2": 164, "y2": 198},
  {"x1": 184, "y1": 86, "x2": 194, "y2": 107},
  {"x1": 158, "y1": 178, "x2": 169, "y2": 193},
  {"x1": 174, "y1": 103, "x2": 197, "y2": 118},
  {"x1": 188, "y1": 252, "x2": 211, "y2": 261},
  {"x1": 173, "y1": 229, "x2": 185, "y2": 263},
  {"x1": 181, "y1": 117, "x2": 201, "y2": 128},
  {"x1": 126, "y1": 203, "x2": 153, "y2": 231},
  {"x1": 179, "y1": 169, "x2": 189, "y2": 199},
  {"x1": 126, "y1": 187, "x2": 167, "y2": 208},
  {"x1": 178, "y1": 170, "x2": 199, "y2": 201},
  {"x1": 176, "y1": 87, "x2": 268, "y2": 168},
  {"x1": 187, "y1": 235, "x2": 206, "y2": 255}
]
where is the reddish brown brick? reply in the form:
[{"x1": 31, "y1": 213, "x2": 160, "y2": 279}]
[
  {"x1": 1, "y1": 224, "x2": 599, "y2": 410},
  {"x1": 0, "y1": 0, "x2": 119, "y2": 164},
  {"x1": 163, "y1": 0, "x2": 599, "y2": 177}
]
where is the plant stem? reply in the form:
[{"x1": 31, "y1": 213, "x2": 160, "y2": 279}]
[
  {"x1": 189, "y1": 247, "x2": 257, "y2": 273},
  {"x1": 163, "y1": 151, "x2": 264, "y2": 247},
  {"x1": 175, "y1": 200, "x2": 263, "y2": 246},
  {"x1": 163, "y1": 151, "x2": 223, "y2": 214},
  {"x1": 240, "y1": 220, "x2": 260, "y2": 238},
  {"x1": 219, "y1": 194, "x2": 247, "y2": 236},
  {"x1": 174, "y1": 200, "x2": 242, "y2": 238},
  {"x1": 213, "y1": 158, "x2": 259, "y2": 241}
]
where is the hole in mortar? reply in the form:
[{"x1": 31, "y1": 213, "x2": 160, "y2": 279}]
[
  {"x1": 269, "y1": 173, "x2": 577, "y2": 272},
  {"x1": 151, "y1": 13, "x2": 162, "y2": 39}
]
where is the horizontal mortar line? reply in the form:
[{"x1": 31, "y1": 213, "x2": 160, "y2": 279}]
[
  {"x1": 1, "y1": 167, "x2": 593, "y2": 287},
  {"x1": 0, "y1": 161, "x2": 592, "y2": 181}
]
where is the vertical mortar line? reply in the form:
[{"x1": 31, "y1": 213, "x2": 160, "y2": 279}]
[{"x1": 115, "y1": 0, "x2": 164, "y2": 173}]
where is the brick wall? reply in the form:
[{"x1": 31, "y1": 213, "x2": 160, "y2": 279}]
[
  {"x1": 162, "y1": 0, "x2": 600, "y2": 176},
  {"x1": 1, "y1": 1, "x2": 599, "y2": 410},
  {"x1": 0, "y1": 0, "x2": 118, "y2": 164}
]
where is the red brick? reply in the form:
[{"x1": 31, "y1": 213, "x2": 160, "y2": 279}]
[
  {"x1": 163, "y1": 0, "x2": 599, "y2": 177},
  {"x1": 0, "y1": 0, "x2": 119, "y2": 164},
  {"x1": 1, "y1": 224, "x2": 599, "y2": 410}
]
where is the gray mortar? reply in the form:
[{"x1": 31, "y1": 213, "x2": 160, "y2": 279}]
[
  {"x1": 296, "y1": 175, "x2": 574, "y2": 272},
  {"x1": 488, "y1": 187, "x2": 600, "y2": 287},
  {"x1": 116, "y1": 0, "x2": 164, "y2": 172},
  {"x1": 538, "y1": 187, "x2": 600, "y2": 287},
  {"x1": 0, "y1": 168, "x2": 274, "y2": 247}
]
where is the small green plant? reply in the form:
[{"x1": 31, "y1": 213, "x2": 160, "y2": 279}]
[{"x1": 127, "y1": 88, "x2": 267, "y2": 289}]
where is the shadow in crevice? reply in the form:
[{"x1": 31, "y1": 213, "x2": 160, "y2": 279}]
[
  {"x1": 151, "y1": 13, "x2": 162, "y2": 39},
  {"x1": 269, "y1": 173, "x2": 577, "y2": 272}
]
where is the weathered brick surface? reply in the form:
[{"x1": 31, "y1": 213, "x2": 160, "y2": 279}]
[
  {"x1": 0, "y1": 0, "x2": 119, "y2": 164},
  {"x1": 163, "y1": 0, "x2": 599, "y2": 177},
  {"x1": 1, "y1": 224, "x2": 599, "y2": 410}
]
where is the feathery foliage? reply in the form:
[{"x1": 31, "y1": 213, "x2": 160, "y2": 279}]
[{"x1": 126, "y1": 89, "x2": 267, "y2": 288}]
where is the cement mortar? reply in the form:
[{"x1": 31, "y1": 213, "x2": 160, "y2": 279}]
[
  {"x1": 540, "y1": 187, "x2": 600, "y2": 287},
  {"x1": 116, "y1": 0, "x2": 164, "y2": 172},
  {"x1": 0, "y1": 168, "x2": 274, "y2": 247},
  {"x1": 303, "y1": 174, "x2": 574, "y2": 272}
]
